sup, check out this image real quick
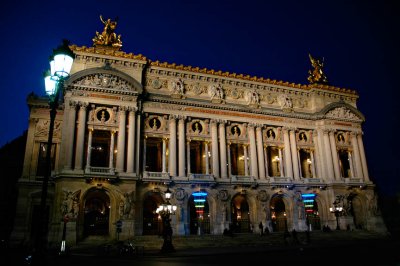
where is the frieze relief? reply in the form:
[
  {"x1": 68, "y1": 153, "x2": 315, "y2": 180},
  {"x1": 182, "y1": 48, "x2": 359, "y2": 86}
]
[
  {"x1": 35, "y1": 119, "x2": 61, "y2": 138},
  {"x1": 73, "y1": 73, "x2": 134, "y2": 91},
  {"x1": 326, "y1": 107, "x2": 361, "y2": 121},
  {"x1": 61, "y1": 189, "x2": 81, "y2": 220}
]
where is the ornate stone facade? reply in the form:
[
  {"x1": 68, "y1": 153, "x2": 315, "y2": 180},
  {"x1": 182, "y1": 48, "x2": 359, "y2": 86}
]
[{"x1": 11, "y1": 36, "x2": 386, "y2": 247}]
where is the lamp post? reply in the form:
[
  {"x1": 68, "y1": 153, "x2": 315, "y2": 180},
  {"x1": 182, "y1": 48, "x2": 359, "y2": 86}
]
[
  {"x1": 59, "y1": 215, "x2": 69, "y2": 256},
  {"x1": 283, "y1": 212, "x2": 289, "y2": 232},
  {"x1": 32, "y1": 40, "x2": 74, "y2": 265},
  {"x1": 330, "y1": 198, "x2": 344, "y2": 230},
  {"x1": 156, "y1": 188, "x2": 177, "y2": 253}
]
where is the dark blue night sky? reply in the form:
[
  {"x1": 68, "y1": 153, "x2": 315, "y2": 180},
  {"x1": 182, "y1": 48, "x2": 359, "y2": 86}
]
[{"x1": 1, "y1": 0, "x2": 399, "y2": 195}]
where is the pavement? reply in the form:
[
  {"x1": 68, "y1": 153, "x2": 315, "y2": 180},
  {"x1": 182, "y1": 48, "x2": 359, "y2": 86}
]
[{"x1": 3, "y1": 230, "x2": 400, "y2": 265}]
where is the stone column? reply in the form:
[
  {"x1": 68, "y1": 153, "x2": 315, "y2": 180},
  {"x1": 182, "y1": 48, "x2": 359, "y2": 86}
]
[
  {"x1": 312, "y1": 130, "x2": 322, "y2": 178},
  {"x1": 348, "y1": 151, "x2": 355, "y2": 178},
  {"x1": 248, "y1": 124, "x2": 258, "y2": 178},
  {"x1": 329, "y1": 130, "x2": 341, "y2": 180},
  {"x1": 282, "y1": 127, "x2": 293, "y2": 178},
  {"x1": 244, "y1": 145, "x2": 249, "y2": 176},
  {"x1": 263, "y1": 146, "x2": 269, "y2": 177},
  {"x1": 85, "y1": 128, "x2": 93, "y2": 171},
  {"x1": 162, "y1": 138, "x2": 167, "y2": 173},
  {"x1": 297, "y1": 149, "x2": 302, "y2": 178},
  {"x1": 116, "y1": 106, "x2": 127, "y2": 173},
  {"x1": 178, "y1": 117, "x2": 186, "y2": 177},
  {"x1": 135, "y1": 113, "x2": 141, "y2": 175},
  {"x1": 142, "y1": 137, "x2": 147, "y2": 171},
  {"x1": 278, "y1": 147, "x2": 284, "y2": 177},
  {"x1": 169, "y1": 115, "x2": 177, "y2": 177},
  {"x1": 323, "y1": 129, "x2": 335, "y2": 180},
  {"x1": 109, "y1": 131, "x2": 115, "y2": 169},
  {"x1": 256, "y1": 126, "x2": 266, "y2": 179},
  {"x1": 186, "y1": 140, "x2": 191, "y2": 175},
  {"x1": 74, "y1": 102, "x2": 87, "y2": 170},
  {"x1": 317, "y1": 129, "x2": 327, "y2": 180},
  {"x1": 211, "y1": 120, "x2": 220, "y2": 178},
  {"x1": 65, "y1": 101, "x2": 77, "y2": 170},
  {"x1": 310, "y1": 150, "x2": 316, "y2": 178},
  {"x1": 357, "y1": 132, "x2": 370, "y2": 182},
  {"x1": 227, "y1": 143, "x2": 232, "y2": 177},
  {"x1": 351, "y1": 132, "x2": 363, "y2": 179},
  {"x1": 126, "y1": 108, "x2": 136, "y2": 174},
  {"x1": 205, "y1": 142, "x2": 210, "y2": 175},
  {"x1": 22, "y1": 118, "x2": 38, "y2": 178},
  {"x1": 289, "y1": 129, "x2": 300, "y2": 180},
  {"x1": 219, "y1": 121, "x2": 228, "y2": 178}
]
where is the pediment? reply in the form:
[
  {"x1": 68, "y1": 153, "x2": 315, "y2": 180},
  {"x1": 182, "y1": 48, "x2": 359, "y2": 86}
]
[
  {"x1": 66, "y1": 67, "x2": 143, "y2": 94},
  {"x1": 322, "y1": 102, "x2": 364, "y2": 122}
]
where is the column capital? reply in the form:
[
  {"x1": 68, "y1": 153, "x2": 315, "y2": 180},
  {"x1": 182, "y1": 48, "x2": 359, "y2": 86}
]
[
  {"x1": 282, "y1": 126, "x2": 296, "y2": 132},
  {"x1": 128, "y1": 106, "x2": 138, "y2": 112},
  {"x1": 178, "y1": 115, "x2": 187, "y2": 122},
  {"x1": 169, "y1": 114, "x2": 179, "y2": 120},
  {"x1": 69, "y1": 100, "x2": 78, "y2": 108},
  {"x1": 248, "y1": 123, "x2": 256, "y2": 129},
  {"x1": 119, "y1": 105, "x2": 129, "y2": 112},
  {"x1": 322, "y1": 129, "x2": 330, "y2": 135},
  {"x1": 210, "y1": 119, "x2": 218, "y2": 125},
  {"x1": 78, "y1": 101, "x2": 88, "y2": 108},
  {"x1": 349, "y1": 131, "x2": 358, "y2": 137}
]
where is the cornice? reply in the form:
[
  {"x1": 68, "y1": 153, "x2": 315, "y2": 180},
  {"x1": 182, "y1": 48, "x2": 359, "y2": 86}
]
[{"x1": 69, "y1": 45, "x2": 358, "y2": 97}]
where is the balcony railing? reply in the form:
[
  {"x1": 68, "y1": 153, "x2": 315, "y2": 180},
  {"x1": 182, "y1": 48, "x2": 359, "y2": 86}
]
[
  {"x1": 85, "y1": 166, "x2": 115, "y2": 175},
  {"x1": 188, "y1": 173, "x2": 215, "y2": 181},
  {"x1": 143, "y1": 171, "x2": 170, "y2": 180}
]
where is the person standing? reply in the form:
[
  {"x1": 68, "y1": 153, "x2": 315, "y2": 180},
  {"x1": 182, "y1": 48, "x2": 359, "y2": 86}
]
[{"x1": 258, "y1": 222, "x2": 264, "y2": 236}]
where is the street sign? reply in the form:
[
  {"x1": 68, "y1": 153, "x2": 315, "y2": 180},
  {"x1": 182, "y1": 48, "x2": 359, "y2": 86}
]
[{"x1": 116, "y1": 220, "x2": 123, "y2": 228}]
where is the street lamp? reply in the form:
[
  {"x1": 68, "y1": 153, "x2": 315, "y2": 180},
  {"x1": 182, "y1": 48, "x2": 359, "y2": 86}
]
[
  {"x1": 32, "y1": 40, "x2": 74, "y2": 265},
  {"x1": 156, "y1": 188, "x2": 177, "y2": 253},
  {"x1": 330, "y1": 198, "x2": 344, "y2": 230}
]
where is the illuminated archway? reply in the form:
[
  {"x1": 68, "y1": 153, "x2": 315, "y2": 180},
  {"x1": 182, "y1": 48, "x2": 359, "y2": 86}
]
[
  {"x1": 231, "y1": 194, "x2": 250, "y2": 233},
  {"x1": 83, "y1": 188, "x2": 110, "y2": 236},
  {"x1": 142, "y1": 191, "x2": 163, "y2": 235},
  {"x1": 188, "y1": 191, "x2": 210, "y2": 235},
  {"x1": 270, "y1": 196, "x2": 287, "y2": 232}
]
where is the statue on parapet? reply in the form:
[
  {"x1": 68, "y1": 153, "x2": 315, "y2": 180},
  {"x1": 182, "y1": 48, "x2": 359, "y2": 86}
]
[
  {"x1": 92, "y1": 15, "x2": 122, "y2": 49},
  {"x1": 307, "y1": 54, "x2": 328, "y2": 84}
]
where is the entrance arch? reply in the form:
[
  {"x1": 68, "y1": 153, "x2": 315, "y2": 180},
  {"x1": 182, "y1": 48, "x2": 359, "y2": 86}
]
[
  {"x1": 188, "y1": 193, "x2": 210, "y2": 235},
  {"x1": 83, "y1": 188, "x2": 110, "y2": 237},
  {"x1": 231, "y1": 194, "x2": 250, "y2": 233},
  {"x1": 270, "y1": 196, "x2": 287, "y2": 232},
  {"x1": 142, "y1": 191, "x2": 163, "y2": 235}
]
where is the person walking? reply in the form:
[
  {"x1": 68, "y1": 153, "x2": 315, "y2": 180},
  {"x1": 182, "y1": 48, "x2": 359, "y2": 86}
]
[{"x1": 258, "y1": 222, "x2": 264, "y2": 236}]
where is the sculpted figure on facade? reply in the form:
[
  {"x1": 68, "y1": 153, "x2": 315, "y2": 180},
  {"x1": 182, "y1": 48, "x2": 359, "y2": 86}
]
[
  {"x1": 307, "y1": 54, "x2": 328, "y2": 84},
  {"x1": 92, "y1": 15, "x2": 122, "y2": 49},
  {"x1": 61, "y1": 189, "x2": 81, "y2": 219},
  {"x1": 246, "y1": 90, "x2": 260, "y2": 106},
  {"x1": 170, "y1": 78, "x2": 185, "y2": 98},
  {"x1": 175, "y1": 188, "x2": 187, "y2": 202},
  {"x1": 277, "y1": 94, "x2": 293, "y2": 111},
  {"x1": 257, "y1": 190, "x2": 269, "y2": 202},
  {"x1": 121, "y1": 191, "x2": 135, "y2": 219},
  {"x1": 208, "y1": 83, "x2": 224, "y2": 103},
  {"x1": 326, "y1": 107, "x2": 358, "y2": 120},
  {"x1": 217, "y1": 189, "x2": 229, "y2": 202}
]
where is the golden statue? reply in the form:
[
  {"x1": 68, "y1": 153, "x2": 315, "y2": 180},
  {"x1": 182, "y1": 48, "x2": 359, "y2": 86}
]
[
  {"x1": 92, "y1": 15, "x2": 122, "y2": 49},
  {"x1": 307, "y1": 54, "x2": 328, "y2": 84}
]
